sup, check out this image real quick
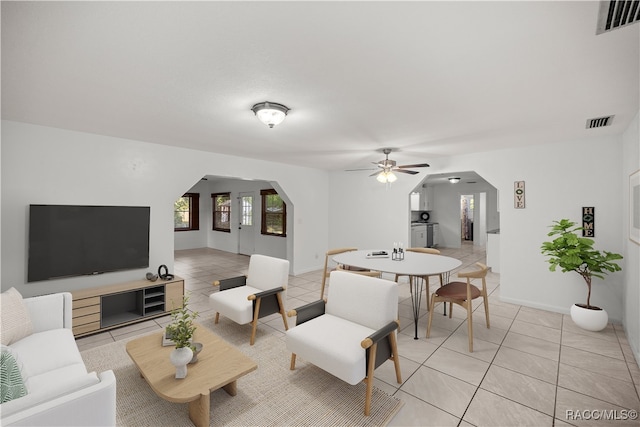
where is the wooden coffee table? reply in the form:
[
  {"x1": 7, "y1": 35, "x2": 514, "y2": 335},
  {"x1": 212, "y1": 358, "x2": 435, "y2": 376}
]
[{"x1": 126, "y1": 323, "x2": 257, "y2": 427}]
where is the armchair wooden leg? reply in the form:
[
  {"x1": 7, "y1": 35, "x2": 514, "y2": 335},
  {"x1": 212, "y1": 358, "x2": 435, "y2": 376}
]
[
  {"x1": 389, "y1": 331, "x2": 402, "y2": 384},
  {"x1": 250, "y1": 297, "x2": 262, "y2": 346},
  {"x1": 276, "y1": 293, "x2": 289, "y2": 331},
  {"x1": 290, "y1": 353, "x2": 297, "y2": 370},
  {"x1": 364, "y1": 342, "x2": 378, "y2": 417},
  {"x1": 215, "y1": 312, "x2": 220, "y2": 324}
]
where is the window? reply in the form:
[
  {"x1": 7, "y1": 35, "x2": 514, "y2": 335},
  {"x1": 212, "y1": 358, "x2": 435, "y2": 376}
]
[
  {"x1": 240, "y1": 195, "x2": 253, "y2": 226},
  {"x1": 261, "y1": 189, "x2": 286, "y2": 236},
  {"x1": 212, "y1": 192, "x2": 231, "y2": 232},
  {"x1": 174, "y1": 193, "x2": 199, "y2": 231}
]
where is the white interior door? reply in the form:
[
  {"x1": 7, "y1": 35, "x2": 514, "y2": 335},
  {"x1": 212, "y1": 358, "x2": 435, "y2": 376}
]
[{"x1": 238, "y1": 192, "x2": 255, "y2": 255}]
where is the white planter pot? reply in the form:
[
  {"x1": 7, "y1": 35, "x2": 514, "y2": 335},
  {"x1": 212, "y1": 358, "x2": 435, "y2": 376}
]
[
  {"x1": 170, "y1": 346, "x2": 193, "y2": 379},
  {"x1": 570, "y1": 304, "x2": 608, "y2": 332}
]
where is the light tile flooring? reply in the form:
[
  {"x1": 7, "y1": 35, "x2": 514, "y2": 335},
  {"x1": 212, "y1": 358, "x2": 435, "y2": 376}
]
[{"x1": 77, "y1": 244, "x2": 640, "y2": 426}]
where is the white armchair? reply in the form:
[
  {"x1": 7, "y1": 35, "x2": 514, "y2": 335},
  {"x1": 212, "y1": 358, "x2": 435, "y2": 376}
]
[
  {"x1": 209, "y1": 254, "x2": 289, "y2": 345},
  {"x1": 286, "y1": 271, "x2": 402, "y2": 416}
]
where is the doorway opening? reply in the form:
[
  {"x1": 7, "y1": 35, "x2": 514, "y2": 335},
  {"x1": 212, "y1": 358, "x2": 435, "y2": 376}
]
[
  {"x1": 461, "y1": 194, "x2": 474, "y2": 242},
  {"x1": 238, "y1": 192, "x2": 255, "y2": 255}
]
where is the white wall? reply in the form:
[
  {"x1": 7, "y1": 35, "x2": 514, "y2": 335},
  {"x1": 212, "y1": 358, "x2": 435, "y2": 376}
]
[
  {"x1": 622, "y1": 110, "x2": 640, "y2": 363},
  {"x1": 1, "y1": 121, "x2": 329, "y2": 297},
  {"x1": 329, "y1": 134, "x2": 627, "y2": 324}
]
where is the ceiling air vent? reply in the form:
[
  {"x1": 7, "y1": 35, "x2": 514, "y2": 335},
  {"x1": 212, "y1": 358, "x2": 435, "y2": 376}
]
[
  {"x1": 596, "y1": 1, "x2": 640, "y2": 34},
  {"x1": 586, "y1": 115, "x2": 615, "y2": 129}
]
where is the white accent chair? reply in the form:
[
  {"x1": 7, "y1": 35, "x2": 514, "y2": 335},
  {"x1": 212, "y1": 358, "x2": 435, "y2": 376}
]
[
  {"x1": 209, "y1": 254, "x2": 289, "y2": 345},
  {"x1": 286, "y1": 271, "x2": 401, "y2": 416}
]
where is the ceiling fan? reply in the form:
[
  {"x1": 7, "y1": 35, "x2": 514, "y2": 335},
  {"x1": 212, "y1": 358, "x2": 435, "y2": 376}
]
[{"x1": 347, "y1": 148, "x2": 430, "y2": 183}]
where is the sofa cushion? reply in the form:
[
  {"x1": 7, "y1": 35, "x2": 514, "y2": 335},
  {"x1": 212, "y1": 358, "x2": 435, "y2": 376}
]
[
  {"x1": 286, "y1": 314, "x2": 375, "y2": 385},
  {"x1": 210, "y1": 285, "x2": 262, "y2": 325},
  {"x1": 9, "y1": 329, "x2": 84, "y2": 381},
  {"x1": 1, "y1": 346, "x2": 27, "y2": 403},
  {"x1": 0, "y1": 371, "x2": 99, "y2": 418},
  {"x1": 0, "y1": 288, "x2": 33, "y2": 345}
]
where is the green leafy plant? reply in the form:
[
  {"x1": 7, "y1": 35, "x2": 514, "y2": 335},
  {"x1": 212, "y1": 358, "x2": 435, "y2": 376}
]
[
  {"x1": 541, "y1": 219, "x2": 623, "y2": 309},
  {"x1": 165, "y1": 294, "x2": 199, "y2": 350}
]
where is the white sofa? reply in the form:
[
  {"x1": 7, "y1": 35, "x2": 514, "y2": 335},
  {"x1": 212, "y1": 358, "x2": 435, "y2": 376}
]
[{"x1": 1, "y1": 290, "x2": 116, "y2": 426}]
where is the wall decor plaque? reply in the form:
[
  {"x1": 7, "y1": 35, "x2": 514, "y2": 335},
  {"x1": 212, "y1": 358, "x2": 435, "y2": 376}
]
[
  {"x1": 514, "y1": 181, "x2": 525, "y2": 209},
  {"x1": 582, "y1": 207, "x2": 594, "y2": 237}
]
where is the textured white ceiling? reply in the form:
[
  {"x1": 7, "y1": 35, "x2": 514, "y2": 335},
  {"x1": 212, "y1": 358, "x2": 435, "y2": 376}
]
[{"x1": 2, "y1": 1, "x2": 638, "y2": 171}]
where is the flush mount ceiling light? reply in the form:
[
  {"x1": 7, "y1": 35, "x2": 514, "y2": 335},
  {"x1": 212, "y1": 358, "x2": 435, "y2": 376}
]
[
  {"x1": 448, "y1": 177, "x2": 461, "y2": 183},
  {"x1": 251, "y1": 102, "x2": 290, "y2": 128}
]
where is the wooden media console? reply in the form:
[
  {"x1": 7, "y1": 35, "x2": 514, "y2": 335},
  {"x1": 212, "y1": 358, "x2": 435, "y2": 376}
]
[{"x1": 71, "y1": 277, "x2": 184, "y2": 337}]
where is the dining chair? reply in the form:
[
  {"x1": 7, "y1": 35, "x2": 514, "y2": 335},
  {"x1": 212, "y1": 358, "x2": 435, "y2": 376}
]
[
  {"x1": 336, "y1": 264, "x2": 381, "y2": 277},
  {"x1": 394, "y1": 248, "x2": 443, "y2": 305},
  {"x1": 426, "y1": 262, "x2": 490, "y2": 352},
  {"x1": 320, "y1": 248, "x2": 374, "y2": 298}
]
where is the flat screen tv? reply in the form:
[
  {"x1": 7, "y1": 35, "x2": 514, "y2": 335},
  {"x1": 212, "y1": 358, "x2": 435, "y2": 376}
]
[{"x1": 28, "y1": 205, "x2": 150, "y2": 282}]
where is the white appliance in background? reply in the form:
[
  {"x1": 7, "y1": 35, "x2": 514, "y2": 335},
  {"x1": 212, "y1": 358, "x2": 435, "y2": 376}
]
[
  {"x1": 410, "y1": 223, "x2": 427, "y2": 248},
  {"x1": 426, "y1": 223, "x2": 439, "y2": 248}
]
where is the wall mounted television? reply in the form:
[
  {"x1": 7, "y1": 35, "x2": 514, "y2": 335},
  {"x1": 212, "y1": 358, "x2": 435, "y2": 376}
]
[{"x1": 28, "y1": 205, "x2": 150, "y2": 282}]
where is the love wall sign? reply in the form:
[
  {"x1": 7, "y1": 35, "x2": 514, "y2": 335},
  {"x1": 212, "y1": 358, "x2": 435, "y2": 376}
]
[
  {"x1": 514, "y1": 181, "x2": 525, "y2": 208},
  {"x1": 583, "y1": 207, "x2": 595, "y2": 237}
]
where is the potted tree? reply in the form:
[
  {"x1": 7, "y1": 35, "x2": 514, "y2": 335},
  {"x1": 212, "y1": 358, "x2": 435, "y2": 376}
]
[
  {"x1": 165, "y1": 295, "x2": 199, "y2": 378},
  {"x1": 541, "y1": 219, "x2": 623, "y2": 331}
]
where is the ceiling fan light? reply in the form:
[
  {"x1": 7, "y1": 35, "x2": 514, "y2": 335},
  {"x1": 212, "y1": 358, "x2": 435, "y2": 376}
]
[
  {"x1": 448, "y1": 177, "x2": 461, "y2": 183},
  {"x1": 251, "y1": 102, "x2": 290, "y2": 128},
  {"x1": 376, "y1": 171, "x2": 397, "y2": 183}
]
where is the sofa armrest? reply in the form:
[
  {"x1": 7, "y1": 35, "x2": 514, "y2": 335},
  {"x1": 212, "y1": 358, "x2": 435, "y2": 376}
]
[
  {"x1": 214, "y1": 276, "x2": 247, "y2": 291},
  {"x1": 22, "y1": 293, "x2": 73, "y2": 332},
  {"x1": 1, "y1": 370, "x2": 116, "y2": 427},
  {"x1": 288, "y1": 300, "x2": 326, "y2": 326}
]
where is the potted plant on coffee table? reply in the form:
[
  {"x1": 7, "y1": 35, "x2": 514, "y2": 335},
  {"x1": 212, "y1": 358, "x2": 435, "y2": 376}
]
[
  {"x1": 541, "y1": 219, "x2": 623, "y2": 331},
  {"x1": 165, "y1": 294, "x2": 199, "y2": 378}
]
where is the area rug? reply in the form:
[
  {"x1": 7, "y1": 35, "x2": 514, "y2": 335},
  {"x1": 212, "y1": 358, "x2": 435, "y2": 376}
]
[{"x1": 80, "y1": 316, "x2": 403, "y2": 426}]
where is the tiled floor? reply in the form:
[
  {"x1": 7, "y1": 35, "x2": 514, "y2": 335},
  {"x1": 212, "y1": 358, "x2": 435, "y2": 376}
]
[{"x1": 77, "y1": 244, "x2": 640, "y2": 426}]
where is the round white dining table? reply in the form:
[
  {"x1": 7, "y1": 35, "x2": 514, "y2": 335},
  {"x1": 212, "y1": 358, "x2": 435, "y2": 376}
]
[{"x1": 333, "y1": 250, "x2": 462, "y2": 339}]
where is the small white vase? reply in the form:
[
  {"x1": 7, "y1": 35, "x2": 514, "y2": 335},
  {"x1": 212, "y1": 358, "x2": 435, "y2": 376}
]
[
  {"x1": 570, "y1": 304, "x2": 608, "y2": 332},
  {"x1": 170, "y1": 346, "x2": 193, "y2": 379}
]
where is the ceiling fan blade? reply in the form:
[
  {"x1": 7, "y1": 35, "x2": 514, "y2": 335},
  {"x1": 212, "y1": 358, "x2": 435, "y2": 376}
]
[
  {"x1": 394, "y1": 169, "x2": 420, "y2": 175},
  {"x1": 369, "y1": 170, "x2": 383, "y2": 177},
  {"x1": 345, "y1": 168, "x2": 378, "y2": 172},
  {"x1": 397, "y1": 163, "x2": 430, "y2": 169}
]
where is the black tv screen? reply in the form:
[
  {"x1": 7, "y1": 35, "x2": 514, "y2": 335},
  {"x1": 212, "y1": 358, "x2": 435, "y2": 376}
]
[{"x1": 28, "y1": 205, "x2": 150, "y2": 282}]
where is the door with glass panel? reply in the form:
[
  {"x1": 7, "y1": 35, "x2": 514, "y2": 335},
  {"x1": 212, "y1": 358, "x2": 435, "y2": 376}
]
[{"x1": 238, "y1": 192, "x2": 255, "y2": 255}]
